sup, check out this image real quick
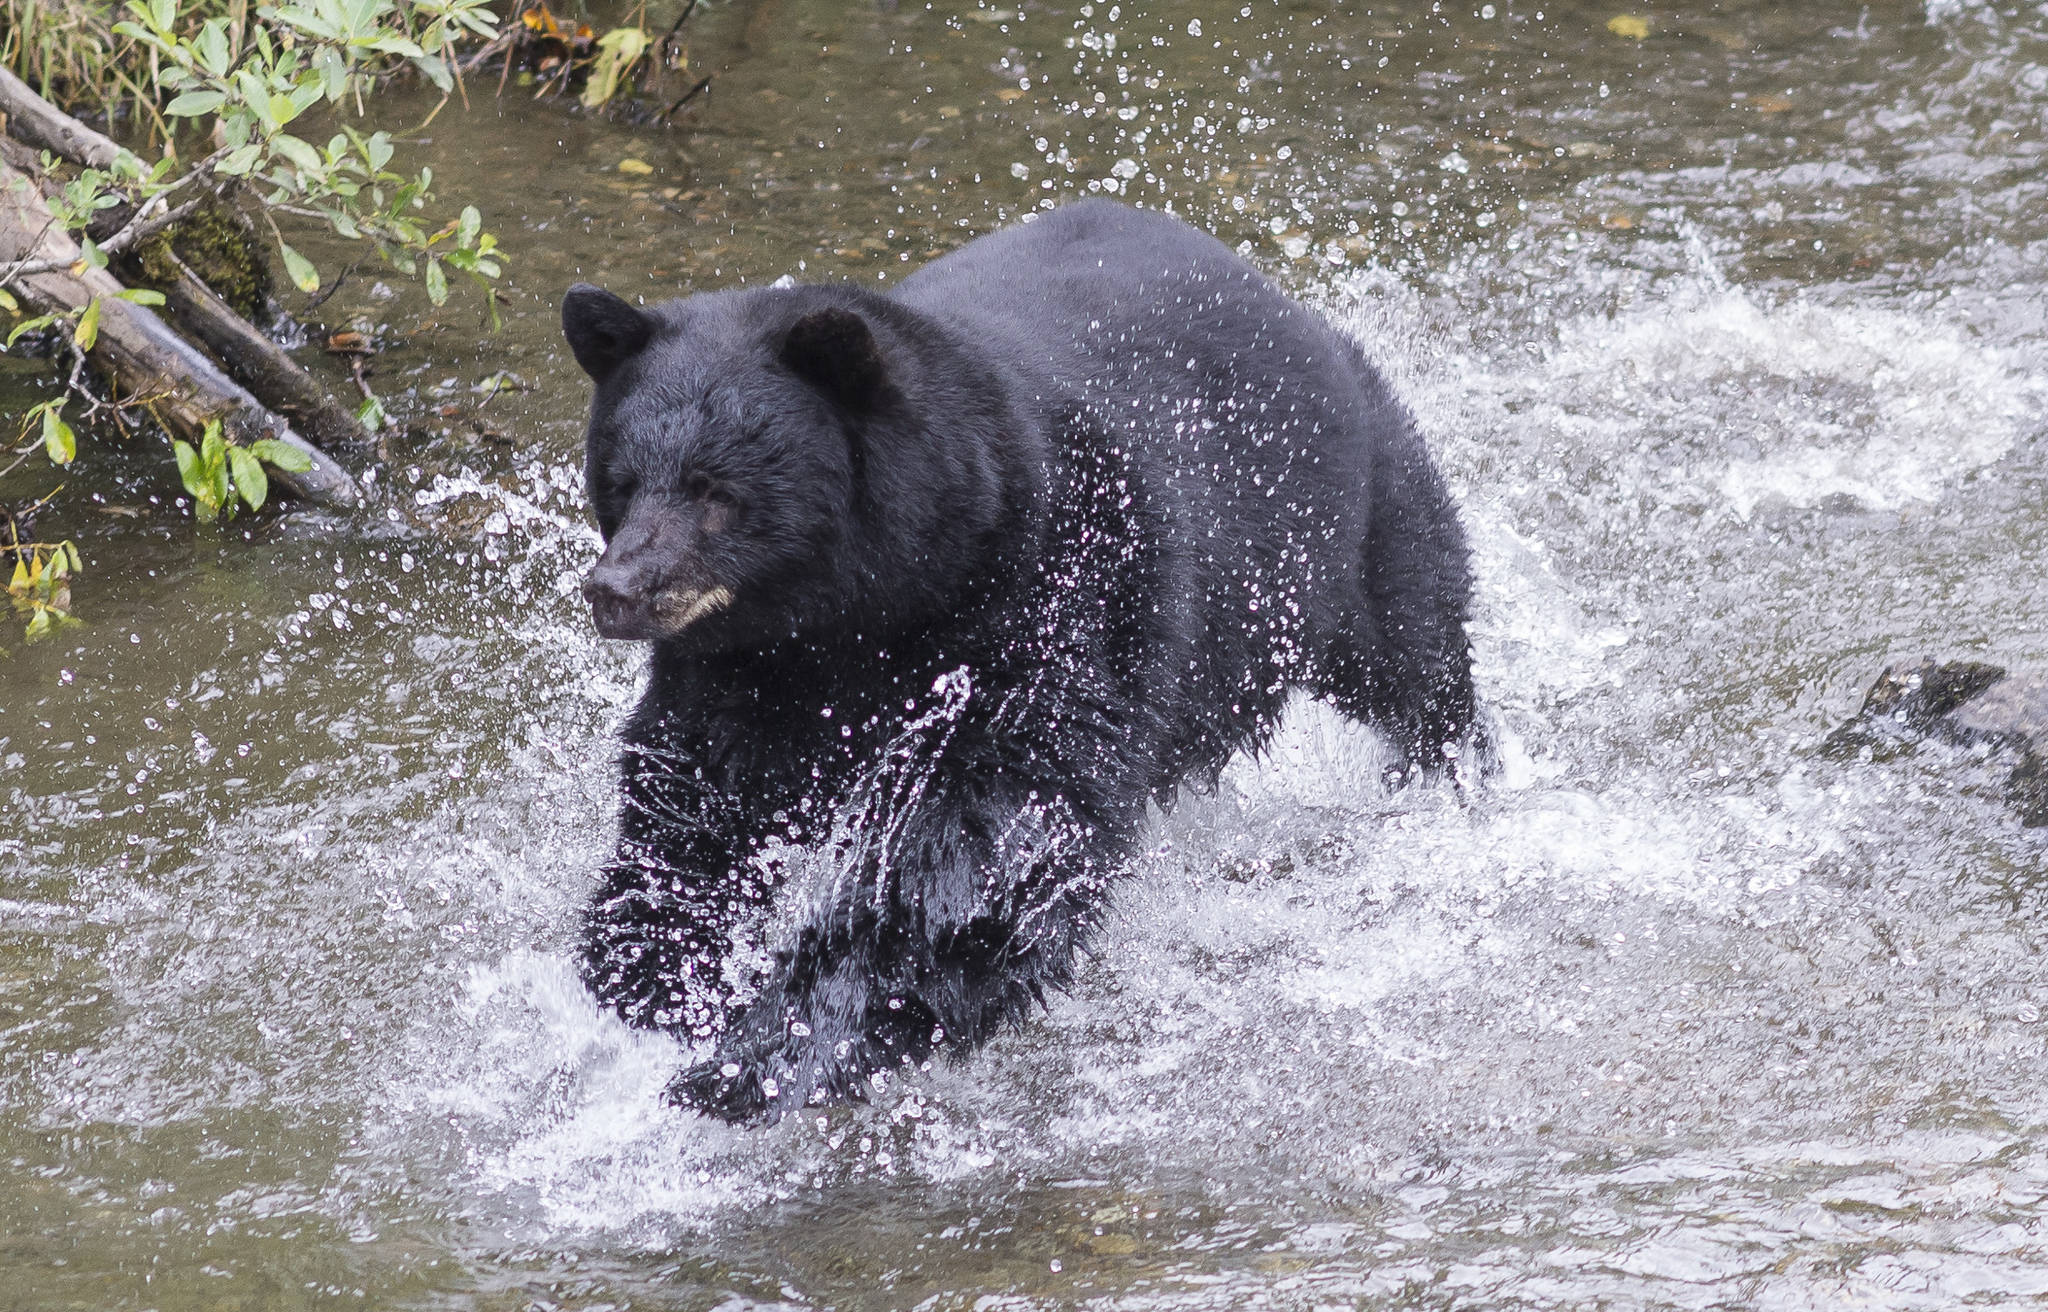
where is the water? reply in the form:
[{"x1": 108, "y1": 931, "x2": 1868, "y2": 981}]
[{"x1": 4, "y1": 1, "x2": 2047, "y2": 1306}]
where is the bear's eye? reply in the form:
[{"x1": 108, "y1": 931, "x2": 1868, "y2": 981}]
[{"x1": 681, "y1": 473, "x2": 737, "y2": 507}]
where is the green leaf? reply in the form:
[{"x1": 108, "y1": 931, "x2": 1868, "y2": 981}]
[
  {"x1": 249, "y1": 438, "x2": 314, "y2": 472},
  {"x1": 582, "y1": 26, "x2": 652, "y2": 110},
  {"x1": 195, "y1": 19, "x2": 231, "y2": 74},
  {"x1": 316, "y1": 47, "x2": 349, "y2": 99},
  {"x1": 73, "y1": 297, "x2": 100, "y2": 353},
  {"x1": 200, "y1": 421, "x2": 226, "y2": 476},
  {"x1": 457, "y1": 204, "x2": 480, "y2": 248},
  {"x1": 279, "y1": 243, "x2": 321, "y2": 294},
  {"x1": 166, "y1": 89, "x2": 226, "y2": 116},
  {"x1": 41, "y1": 406, "x2": 75, "y2": 464},
  {"x1": 218, "y1": 143, "x2": 264, "y2": 176},
  {"x1": 410, "y1": 52, "x2": 452, "y2": 93},
  {"x1": 63, "y1": 541, "x2": 82, "y2": 573},
  {"x1": 7, "y1": 313, "x2": 58, "y2": 347},
  {"x1": 116, "y1": 288, "x2": 168, "y2": 307},
  {"x1": 76, "y1": 237, "x2": 107, "y2": 272},
  {"x1": 234, "y1": 66, "x2": 272, "y2": 113},
  {"x1": 277, "y1": 6, "x2": 341, "y2": 40},
  {"x1": 354, "y1": 393, "x2": 388, "y2": 430},
  {"x1": 24, "y1": 607, "x2": 52, "y2": 642},
  {"x1": 424, "y1": 256, "x2": 447, "y2": 306},
  {"x1": 0, "y1": 289, "x2": 17, "y2": 315},
  {"x1": 172, "y1": 438, "x2": 202, "y2": 497},
  {"x1": 272, "y1": 133, "x2": 324, "y2": 174},
  {"x1": 229, "y1": 445, "x2": 269, "y2": 511}
]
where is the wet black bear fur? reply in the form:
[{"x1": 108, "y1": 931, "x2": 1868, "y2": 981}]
[{"x1": 562, "y1": 199, "x2": 1477, "y2": 1123}]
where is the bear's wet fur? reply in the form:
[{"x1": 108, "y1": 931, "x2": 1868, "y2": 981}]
[{"x1": 563, "y1": 199, "x2": 1478, "y2": 1123}]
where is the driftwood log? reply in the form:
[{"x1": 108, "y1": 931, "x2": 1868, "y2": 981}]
[
  {"x1": 1, "y1": 155, "x2": 358, "y2": 507},
  {"x1": 0, "y1": 66, "x2": 359, "y2": 507},
  {"x1": 0, "y1": 67, "x2": 128, "y2": 170},
  {"x1": 155, "y1": 250, "x2": 363, "y2": 449}
]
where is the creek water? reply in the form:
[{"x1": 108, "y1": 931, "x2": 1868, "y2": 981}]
[{"x1": 5, "y1": 0, "x2": 2048, "y2": 1307}]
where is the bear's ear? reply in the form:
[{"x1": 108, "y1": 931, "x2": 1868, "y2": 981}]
[
  {"x1": 563, "y1": 283, "x2": 656, "y2": 382},
  {"x1": 780, "y1": 308, "x2": 888, "y2": 410}
]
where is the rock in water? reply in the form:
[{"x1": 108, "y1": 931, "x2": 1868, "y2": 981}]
[{"x1": 1832, "y1": 659, "x2": 2048, "y2": 827}]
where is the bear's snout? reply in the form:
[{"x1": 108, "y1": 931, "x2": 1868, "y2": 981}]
[
  {"x1": 584, "y1": 555, "x2": 732, "y2": 641},
  {"x1": 584, "y1": 496, "x2": 729, "y2": 640},
  {"x1": 583, "y1": 566, "x2": 665, "y2": 640}
]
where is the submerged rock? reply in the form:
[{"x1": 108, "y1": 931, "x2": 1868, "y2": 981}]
[{"x1": 1829, "y1": 660, "x2": 2048, "y2": 827}]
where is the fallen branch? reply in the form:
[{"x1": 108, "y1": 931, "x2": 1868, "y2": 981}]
[
  {"x1": 157, "y1": 250, "x2": 364, "y2": 449},
  {"x1": 0, "y1": 66, "x2": 130, "y2": 171},
  {"x1": 1, "y1": 155, "x2": 358, "y2": 509},
  {"x1": 2, "y1": 73, "x2": 366, "y2": 485}
]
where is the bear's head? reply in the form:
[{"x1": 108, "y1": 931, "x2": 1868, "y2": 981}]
[{"x1": 563, "y1": 282, "x2": 1024, "y2": 653}]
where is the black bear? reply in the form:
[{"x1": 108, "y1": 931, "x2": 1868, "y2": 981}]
[{"x1": 561, "y1": 199, "x2": 1477, "y2": 1123}]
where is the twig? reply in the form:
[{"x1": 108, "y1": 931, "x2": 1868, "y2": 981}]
[
  {"x1": 663, "y1": 0, "x2": 700, "y2": 42},
  {"x1": 534, "y1": 56, "x2": 577, "y2": 100},
  {"x1": 658, "y1": 73, "x2": 713, "y2": 123},
  {"x1": 0, "y1": 213, "x2": 60, "y2": 289},
  {"x1": 304, "y1": 255, "x2": 365, "y2": 312},
  {"x1": 447, "y1": 38, "x2": 471, "y2": 111},
  {"x1": 462, "y1": 28, "x2": 516, "y2": 74},
  {"x1": 0, "y1": 437, "x2": 41, "y2": 482},
  {"x1": 347, "y1": 353, "x2": 375, "y2": 404},
  {"x1": 0, "y1": 192, "x2": 209, "y2": 284},
  {"x1": 0, "y1": 145, "x2": 232, "y2": 287}
]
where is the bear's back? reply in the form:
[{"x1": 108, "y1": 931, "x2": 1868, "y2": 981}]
[
  {"x1": 896, "y1": 200, "x2": 1295, "y2": 380},
  {"x1": 899, "y1": 200, "x2": 1392, "y2": 608},
  {"x1": 895, "y1": 199, "x2": 1388, "y2": 498}
]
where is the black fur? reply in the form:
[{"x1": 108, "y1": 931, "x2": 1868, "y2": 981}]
[{"x1": 562, "y1": 200, "x2": 1478, "y2": 1123}]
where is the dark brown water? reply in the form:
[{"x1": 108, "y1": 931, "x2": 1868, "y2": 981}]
[{"x1": 4, "y1": 1, "x2": 2048, "y2": 1307}]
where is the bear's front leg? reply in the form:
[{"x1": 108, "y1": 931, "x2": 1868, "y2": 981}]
[
  {"x1": 667, "y1": 775, "x2": 1122, "y2": 1123},
  {"x1": 581, "y1": 742, "x2": 762, "y2": 1039}
]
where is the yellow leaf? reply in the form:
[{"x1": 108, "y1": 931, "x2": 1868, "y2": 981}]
[
  {"x1": 1607, "y1": 14, "x2": 1649, "y2": 39},
  {"x1": 618, "y1": 158, "x2": 655, "y2": 175},
  {"x1": 74, "y1": 296, "x2": 100, "y2": 352}
]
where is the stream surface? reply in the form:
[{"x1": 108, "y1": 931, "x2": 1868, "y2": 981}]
[{"x1": 4, "y1": 0, "x2": 2048, "y2": 1307}]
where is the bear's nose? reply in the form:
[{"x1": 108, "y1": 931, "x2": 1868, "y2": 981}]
[{"x1": 583, "y1": 568, "x2": 660, "y2": 640}]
